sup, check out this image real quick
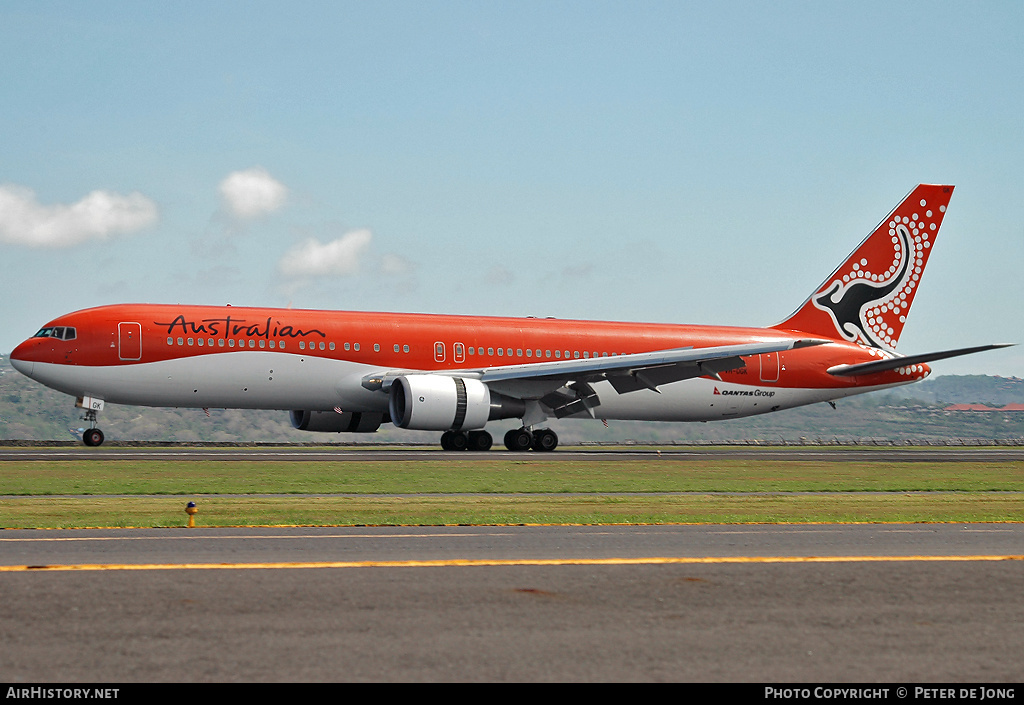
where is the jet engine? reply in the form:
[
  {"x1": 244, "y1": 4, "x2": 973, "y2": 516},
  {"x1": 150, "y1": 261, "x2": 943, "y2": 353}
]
[
  {"x1": 289, "y1": 409, "x2": 384, "y2": 433},
  {"x1": 388, "y1": 375, "x2": 492, "y2": 431},
  {"x1": 387, "y1": 375, "x2": 525, "y2": 431}
]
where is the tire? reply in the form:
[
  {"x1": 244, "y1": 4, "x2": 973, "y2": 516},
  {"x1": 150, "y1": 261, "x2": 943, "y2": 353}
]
[
  {"x1": 532, "y1": 429, "x2": 558, "y2": 452},
  {"x1": 468, "y1": 430, "x2": 492, "y2": 452},
  {"x1": 83, "y1": 429, "x2": 104, "y2": 447},
  {"x1": 507, "y1": 428, "x2": 533, "y2": 452},
  {"x1": 449, "y1": 432, "x2": 469, "y2": 451}
]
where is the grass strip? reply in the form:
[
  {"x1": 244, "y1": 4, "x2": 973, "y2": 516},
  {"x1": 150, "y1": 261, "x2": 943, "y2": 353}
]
[
  {"x1": 2, "y1": 459, "x2": 1023, "y2": 495},
  {"x1": 2, "y1": 493, "x2": 1022, "y2": 529}
]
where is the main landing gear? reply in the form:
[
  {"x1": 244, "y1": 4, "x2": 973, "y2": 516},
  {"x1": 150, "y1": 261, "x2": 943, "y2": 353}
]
[
  {"x1": 503, "y1": 427, "x2": 558, "y2": 453},
  {"x1": 438, "y1": 427, "x2": 559, "y2": 452},
  {"x1": 81, "y1": 409, "x2": 105, "y2": 447},
  {"x1": 440, "y1": 430, "x2": 493, "y2": 452}
]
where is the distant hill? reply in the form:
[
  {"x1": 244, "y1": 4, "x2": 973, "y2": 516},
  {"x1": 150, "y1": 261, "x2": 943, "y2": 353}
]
[
  {"x1": 2, "y1": 355, "x2": 1021, "y2": 444},
  {"x1": 878, "y1": 375, "x2": 1024, "y2": 406}
]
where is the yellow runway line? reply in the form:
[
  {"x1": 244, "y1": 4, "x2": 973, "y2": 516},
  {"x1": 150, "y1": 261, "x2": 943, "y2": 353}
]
[{"x1": 1, "y1": 554, "x2": 1022, "y2": 572}]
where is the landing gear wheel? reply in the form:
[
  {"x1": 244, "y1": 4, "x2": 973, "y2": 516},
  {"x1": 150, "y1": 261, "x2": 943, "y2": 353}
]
[
  {"x1": 531, "y1": 428, "x2": 558, "y2": 452},
  {"x1": 504, "y1": 428, "x2": 533, "y2": 452},
  {"x1": 441, "y1": 431, "x2": 469, "y2": 451},
  {"x1": 83, "y1": 428, "x2": 105, "y2": 447},
  {"x1": 449, "y1": 431, "x2": 468, "y2": 451},
  {"x1": 467, "y1": 430, "x2": 493, "y2": 451}
]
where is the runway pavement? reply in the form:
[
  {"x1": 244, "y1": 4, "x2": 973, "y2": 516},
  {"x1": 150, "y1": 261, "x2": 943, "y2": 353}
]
[
  {"x1": 3, "y1": 443, "x2": 1024, "y2": 462},
  {"x1": 1, "y1": 524, "x2": 1022, "y2": 681}
]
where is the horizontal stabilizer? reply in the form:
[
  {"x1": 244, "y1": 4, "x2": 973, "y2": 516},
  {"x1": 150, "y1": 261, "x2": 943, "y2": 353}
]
[{"x1": 827, "y1": 344, "x2": 1013, "y2": 377}]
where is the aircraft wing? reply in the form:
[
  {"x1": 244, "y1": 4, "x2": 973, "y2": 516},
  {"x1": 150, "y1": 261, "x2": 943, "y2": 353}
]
[
  {"x1": 363, "y1": 338, "x2": 827, "y2": 417},
  {"x1": 827, "y1": 344, "x2": 1013, "y2": 377},
  {"x1": 473, "y1": 338, "x2": 824, "y2": 388}
]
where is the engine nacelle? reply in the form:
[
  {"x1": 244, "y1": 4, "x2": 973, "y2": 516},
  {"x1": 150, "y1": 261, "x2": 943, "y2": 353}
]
[
  {"x1": 388, "y1": 375, "x2": 492, "y2": 431},
  {"x1": 289, "y1": 409, "x2": 384, "y2": 433}
]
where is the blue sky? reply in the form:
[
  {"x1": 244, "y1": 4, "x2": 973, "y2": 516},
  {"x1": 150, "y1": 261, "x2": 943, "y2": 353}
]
[{"x1": 2, "y1": 1, "x2": 1022, "y2": 376}]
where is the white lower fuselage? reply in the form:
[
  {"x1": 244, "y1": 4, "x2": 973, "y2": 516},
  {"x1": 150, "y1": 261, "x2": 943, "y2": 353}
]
[{"x1": 17, "y1": 351, "x2": 906, "y2": 424}]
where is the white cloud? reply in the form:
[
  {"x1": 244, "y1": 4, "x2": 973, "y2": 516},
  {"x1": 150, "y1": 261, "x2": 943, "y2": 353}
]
[
  {"x1": 0, "y1": 184, "x2": 158, "y2": 248},
  {"x1": 279, "y1": 229, "x2": 373, "y2": 278},
  {"x1": 219, "y1": 167, "x2": 288, "y2": 219}
]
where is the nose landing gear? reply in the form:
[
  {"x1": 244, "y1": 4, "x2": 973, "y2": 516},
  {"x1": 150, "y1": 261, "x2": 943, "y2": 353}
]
[{"x1": 80, "y1": 408, "x2": 105, "y2": 447}]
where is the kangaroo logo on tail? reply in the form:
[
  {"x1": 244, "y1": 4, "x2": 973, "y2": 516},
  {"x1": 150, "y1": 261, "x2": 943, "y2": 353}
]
[
  {"x1": 773, "y1": 184, "x2": 953, "y2": 351},
  {"x1": 812, "y1": 224, "x2": 913, "y2": 349}
]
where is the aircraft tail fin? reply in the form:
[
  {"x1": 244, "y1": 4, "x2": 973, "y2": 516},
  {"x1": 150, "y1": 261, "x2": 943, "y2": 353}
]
[{"x1": 773, "y1": 184, "x2": 954, "y2": 351}]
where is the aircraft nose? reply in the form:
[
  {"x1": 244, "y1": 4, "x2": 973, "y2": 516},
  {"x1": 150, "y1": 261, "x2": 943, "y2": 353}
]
[{"x1": 9, "y1": 340, "x2": 36, "y2": 378}]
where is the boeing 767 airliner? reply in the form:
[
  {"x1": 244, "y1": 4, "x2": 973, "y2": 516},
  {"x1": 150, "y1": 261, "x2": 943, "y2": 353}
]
[{"x1": 10, "y1": 184, "x2": 1008, "y2": 450}]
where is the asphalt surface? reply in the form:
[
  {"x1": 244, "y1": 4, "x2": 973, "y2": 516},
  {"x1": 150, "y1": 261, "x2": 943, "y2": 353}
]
[{"x1": 2, "y1": 524, "x2": 1022, "y2": 681}]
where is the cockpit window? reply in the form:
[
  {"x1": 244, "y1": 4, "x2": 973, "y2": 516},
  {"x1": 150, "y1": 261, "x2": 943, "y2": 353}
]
[{"x1": 33, "y1": 326, "x2": 76, "y2": 341}]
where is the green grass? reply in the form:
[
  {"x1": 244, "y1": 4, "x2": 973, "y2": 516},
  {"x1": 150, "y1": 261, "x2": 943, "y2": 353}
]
[
  {"x1": 2, "y1": 494, "x2": 1022, "y2": 529},
  {"x1": 3, "y1": 458, "x2": 1024, "y2": 495},
  {"x1": 1, "y1": 456, "x2": 1022, "y2": 527}
]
